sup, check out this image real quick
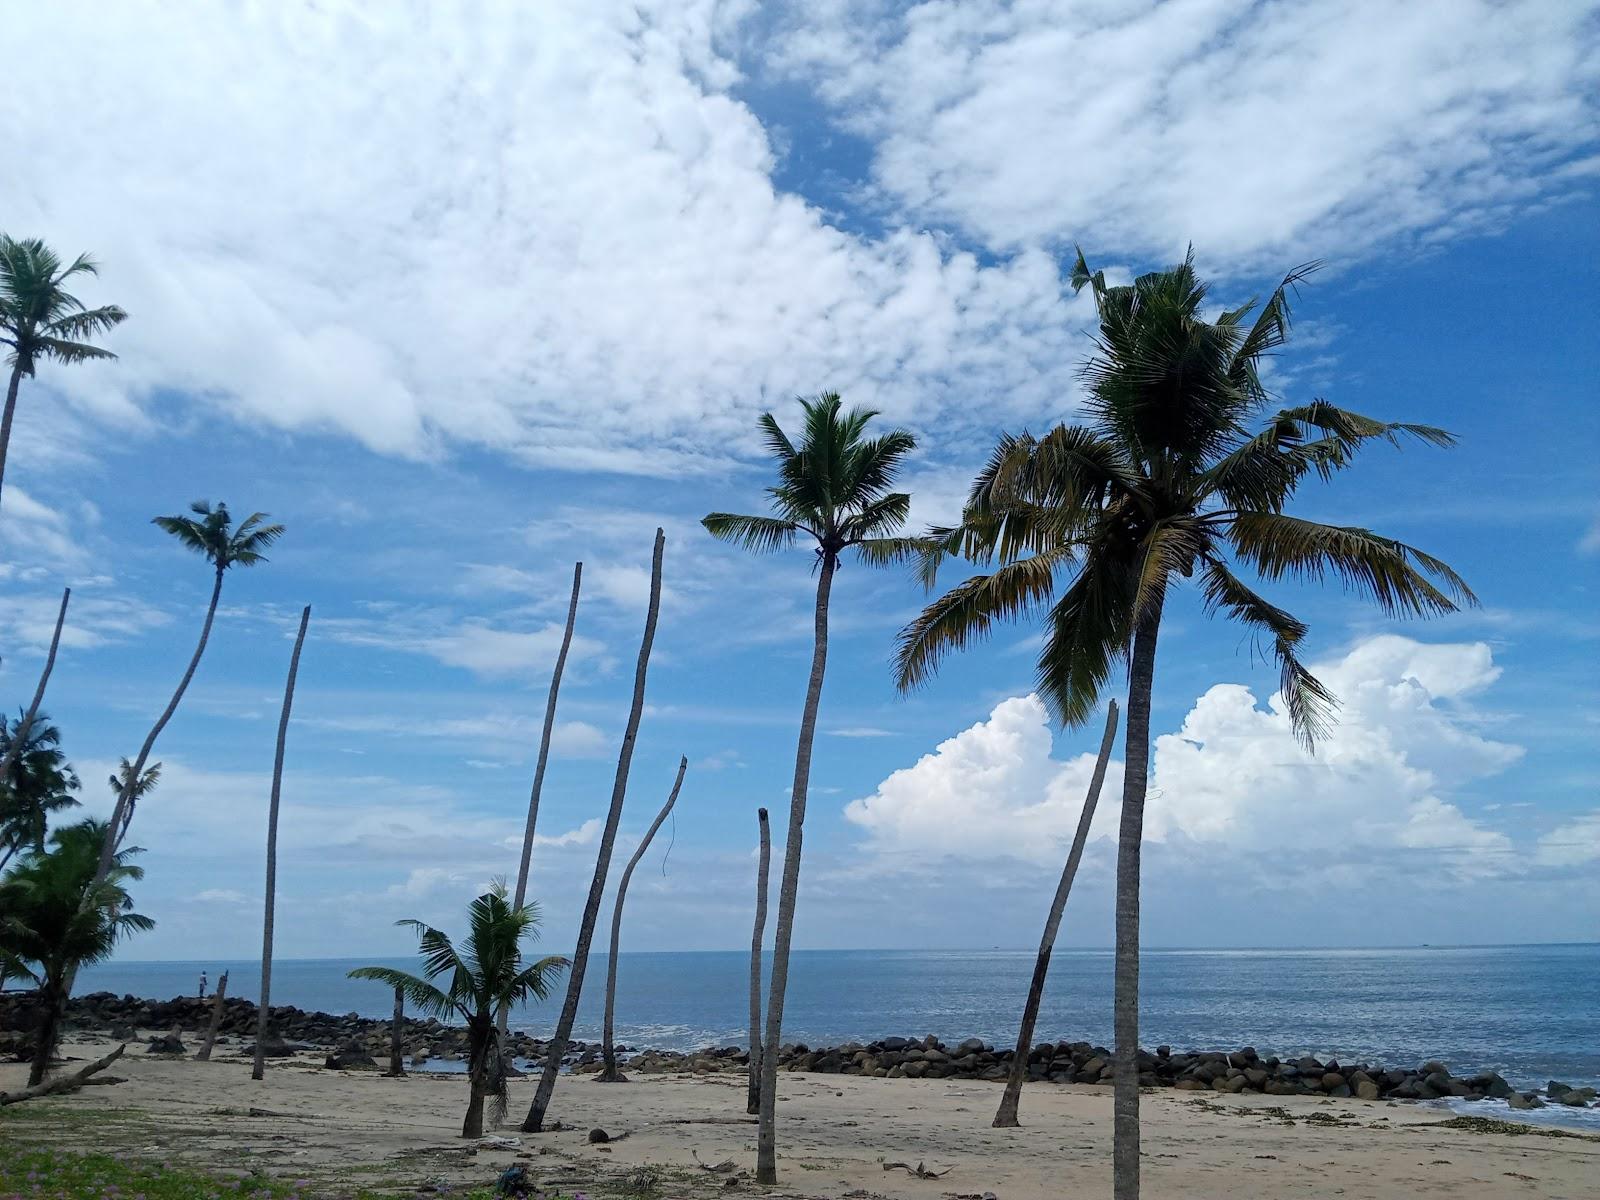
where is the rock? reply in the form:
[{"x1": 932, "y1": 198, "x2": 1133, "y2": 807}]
[
  {"x1": 252, "y1": 1034, "x2": 298, "y2": 1058},
  {"x1": 955, "y1": 1037, "x2": 990, "y2": 1056},
  {"x1": 1472, "y1": 1072, "x2": 1514, "y2": 1099},
  {"x1": 1174, "y1": 1079, "x2": 1207, "y2": 1091},
  {"x1": 1507, "y1": 1093, "x2": 1545, "y2": 1110},
  {"x1": 1420, "y1": 1061, "x2": 1449, "y2": 1077},
  {"x1": 1355, "y1": 1079, "x2": 1381, "y2": 1100},
  {"x1": 109, "y1": 1022, "x2": 138, "y2": 1041},
  {"x1": 587, "y1": 1128, "x2": 609, "y2": 1144},
  {"x1": 880, "y1": 1037, "x2": 911, "y2": 1052},
  {"x1": 1423, "y1": 1071, "x2": 1453, "y2": 1092},
  {"x1": 146, "y1": 1033, "x2": 185, "y2": 1055},
  {"x1": 1321, "y1": 1072, "x2": 1346, "y2": 1091}
]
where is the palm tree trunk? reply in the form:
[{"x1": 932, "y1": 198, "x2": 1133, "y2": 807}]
[
  {"x1": 93, "y1": 565, "x2": 226, "y2": 889},
  {"x1": 253, "y1": 605, "x2": 311, "y2": 1082},
  {"x1": 388, "y1": 985, "x2": 406, "y2": 1077},
  {"x1": 756, "y1": 552, "x2": 835, "y2": 1186},
  {"x1": 26, "y1": 972, "x2": 61, "y2": 1087},
  {"x1": 747, "y1": 806, "x2": 771, "y2": 1115},
  {"x1": 522, "y1": 530, "x2": 664, "y2": 1132},
  {"x1": 993, "y1": 701, "x2": 1119, "y2": 1128},
  {"x1": 463, "y1": 1024, "x2": 489, "y2": 1139},
  {"x1": 0, "y1": 586, "x2": 70, "y2": 784},
  {"x1": 499, "y1": 562, "x2": 583, "y2": 1037},
  {"x1": 1113, "y1": 607, "x2": 1163, "y2": 1200},
  {"x1": 197, "y1": 971, "x2": 229, "y2": 1061},
  {"x1": 599, "y1": 755, "x2": 687, "y2": 1081},
  {"x1": 0, "y1": 359, "x2": 25, "y2": 521}
]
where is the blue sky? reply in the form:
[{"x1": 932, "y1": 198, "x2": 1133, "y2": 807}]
[{"x1": 1, "y1": 0, "x2": 1596, "y2": 958}]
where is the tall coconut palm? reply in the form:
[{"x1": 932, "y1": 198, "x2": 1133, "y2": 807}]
[
  {"x1": 895, "y1": 250, "x2": 1473, "y2": 1199},
  {"x1": 522, "y1": 530, "x2": 664, "y2": 1133},
  {"x1": 106, "y1": 758, "x2": 162, "y2": 847},
  {"x1": 0, "y1": 819, "x2": 153, "y2": 1085},
  {"x1": 0, "y1": 712, "x2": 80, "y2": 873},
  {"x1": 94, "y1": 501, "x2": 284, "y2": 887},
  {"x1": 351, "y1": 884, "x2": 566, "y2": 1138},
  {"x1": 0, "y1": 237, "x2": 127, "y2": 519},
  {"x1": 253, "y1": 605, "x2": 311, "y2": 1082},
  {"x1": 703, "y1": 393, "x2": 918, "y2": 1184},
  {"x1": 598, "y1": 755, "x2": 688, "y2": 1081},
  {"x1": 0, "y1": 587, "x2": 71, "y2": 789}
]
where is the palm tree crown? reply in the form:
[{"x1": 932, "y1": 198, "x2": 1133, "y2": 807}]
[
  {"x1": 896, "y1": 249, "x2": 1475, "y2": 745},
  {"x1": 0, "y1": 711, "x2": 80, "y2": 869},
  {"x1": 0, "y1": 236, "x2": 127, "y2": 377},
  {"x1": 152, "y1": 500, "x2": 285, "y2": 571},
  {"x1": 702, "y1": 392, "x2": 918, "y2": 567}
]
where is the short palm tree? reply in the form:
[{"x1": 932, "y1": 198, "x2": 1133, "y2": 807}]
[
  {"x1": 895, "y1": 250, "x2": 1473, "y2": 1200},
  {"x1": 0, "y1": 236, "x2": 127, "y2": 519},
  {"x1": 106, "y1": 757, "x2": 161, "y2": 847},
  {"x1": 703, "y1": 392, "x2": 917, "y2": 1185},
  {"x1": 0, "y1": 712, "x2": 80, "y2": 872},
  {"x1": 0, "y1": 819, "x2": 153, "y2": 1086},
  {"x1": 350, "y1": 884, "x2": 567, "y2": 1138},
  {"x1": 94, "y1": 501, "x2": 283, "y2": 886}
]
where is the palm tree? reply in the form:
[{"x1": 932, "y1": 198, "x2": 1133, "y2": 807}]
[
  {"x1": 0, "y1": 711, "x2": 81, "y2": 873},
  {"x1": 747, "y1": 806, "x2": 771, "y2": 1115},
  {"x1": 0, "y1": 587, "x2": 71, "y2": 790},
  {"x1": 703, "y1": 393, "x2": 918, "y2": 1184},
  {"x1": 0, "y1": 236, "x2": 127, "y2": 518},
  {"x1": 522, "y1": 530, "x2": 664, "y2": 1133},
  {"x1": 94, "y1": 501, "x2": 284, "y2": 887},
  {"x1": 351, "y1": 884, "x2": 566, "y2": 1138},
  {"x1": 895, "y1": 250, "x2": 1473, "y2": 1199},
  {"x1": 0, "y1": 819, "x2": 153, "y2": 1086},
  {"x1": 599, "y1": 755, "x2": 688, "y2": 1081},
  {"x1": 106, "y1": 758, "x2": 161, "y2": 847},
  {"x1": 501, "y1": 561, "x2": 583, "y2": 1037},
  {"x1": 253, "y1": 605, "x2": 311, "y2": 1081},
  {"x1": 993, "y1": 701, "x2": 1117, "y2": 1128}
]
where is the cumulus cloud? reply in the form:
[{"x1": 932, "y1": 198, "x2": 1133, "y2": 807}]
[
  {"x1": 769, "y1": 0, "x2": 1600, "y2": 266},
  {"x1": 1536, "y1": 811, "x2": 1600, "y2": 868},
  {"x1": 846, "y1": 636, "x2": 1525, "y2": 881},
  {"x1": 2, "y1": 1, "x2": 1084, "y2": 474}
]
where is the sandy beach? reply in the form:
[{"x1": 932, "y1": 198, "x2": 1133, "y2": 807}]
[{"x1": 4, "y1": 1036, "x2": 1596, "y2": 1200}]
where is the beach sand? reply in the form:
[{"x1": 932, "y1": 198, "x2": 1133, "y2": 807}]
[{"x1": 3, "y1": 1036, "x2": 1595, "y2": 1199}]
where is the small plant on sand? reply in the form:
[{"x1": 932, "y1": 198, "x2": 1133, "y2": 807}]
[{"x1": 350, "y1": 883, "x2": 567, "y2": 1138}]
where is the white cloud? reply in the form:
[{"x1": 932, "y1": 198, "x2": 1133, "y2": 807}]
[
  {"x1": 770, "y1": 0, "x2": 1600, "y2": 267},
  {"x1": 846, "y1": 636, "x2": 1525, "y2": 881},
  {"x1": 190, "y1": 888, "x2": 248, "y2": 905},
  {"x1": 1579, "y1": 516, "x2": 1600, "y2": 555},
  {"x1": 828, "y1": 726, "x2": 895, "y2": 738},
  {"x1": 1536, "y1": 810, "x2": 1600, "y2": 868},
  {"x1": 1, "y1": 1, "x2": 1084, "y2": 474},
  {"x1": 532, "y1": 817, "x2": 604, "y2": 849}
]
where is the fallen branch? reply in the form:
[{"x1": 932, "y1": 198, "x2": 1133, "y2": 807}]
[
  {"x1": 692, "y1": 1151, "x2": 738, "y2": 1173},
  {"x1": 882, "y1": 1161, "x2": 952, "y2": 1179},
  {"x1": 663, "y1": 1115, "x2": 758, "y2": 1126},
  {"x1": 0, "y1": 1043, "x2": 125, "y2": 1105}
]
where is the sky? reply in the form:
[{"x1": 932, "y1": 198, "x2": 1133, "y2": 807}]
[{"x1": 1, "y1": 0, "x2": 1596, "y2": 960}]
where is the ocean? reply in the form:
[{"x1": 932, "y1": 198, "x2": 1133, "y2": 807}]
[{"x1": 75, "y1": 944, "x2": 1598, "y2": 1098}]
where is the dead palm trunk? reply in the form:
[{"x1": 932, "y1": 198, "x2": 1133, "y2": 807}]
[
  {"x1": 756, "y1": 551, "x2": 835, "y2": 1185},
  {"x1": 0, "y1": 360, "x2": 24, "y2": 520},
  {"x1": 500, "y1": 561, "x2": 583, "y2": 1037},
  {"x1": 993, "y1": 701, "x2": 1119, "y2": 1128},
  {"x1": 1113, "y1": 607, "x2": 1163, "y2": 1200},
  {"x1": 94, "y1": 565, "x2": 226, "y2": 887},
  {"x1": 252, "y1": 605, "x2": 311, "y2": 1082},
  {"x1": 388, "y1": 985, "x2": 406, "y2": 1077},
  {"x1": 521, "y1": 529, "x2": 664, "y2": 1132},
  {"x1": 0, "y1": 586, "x2": 70, "y2": 783},
  {"x1": 747, "y1": 806, "x2": 771, "y2": 1115},
  {"x1": 598, "y1": 754, "x2": 687, "y2": 1081},
  {"x1": 197, "y1": 970, "x2": 229, "y2": 1061}
]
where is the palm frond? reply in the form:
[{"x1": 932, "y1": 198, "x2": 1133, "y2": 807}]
[
  {"x1": 1033, "y1": 553, "x2": 1138, "y2": 728},
  {"x1": 702, "y1": 512, "x2": 800, "y2": 553},
  {"x1": 33, "y1": 338, "x2": 117, "y2": 365},
  {"x1": 43, "y1": 304, "x2": 127, "y2": 342},
  {"x1": 347, "y1": 966, "x2": 459, "y2": 1020}
]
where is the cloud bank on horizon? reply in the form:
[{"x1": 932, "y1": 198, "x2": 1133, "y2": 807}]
[{"x1": 0, "y1": 0, "x2": 1595, "y2": 956}]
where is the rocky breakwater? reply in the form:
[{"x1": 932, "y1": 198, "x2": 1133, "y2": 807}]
[{"x1": 619, "y1": 1036, "x2": 1596, "y2": 1112}]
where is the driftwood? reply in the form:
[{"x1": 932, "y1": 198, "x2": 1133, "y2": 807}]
[
  {"x1": 882, "y1": 1161, "x2": 951, "y2": 1179},
  {"x1": 0, "y1": 1042, "x2": 125, "y2": 1105}
]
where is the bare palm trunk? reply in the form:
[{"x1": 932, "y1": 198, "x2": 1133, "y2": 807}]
[
  {"x1": 500, "y1": 562, "x2": 583, "y2": 1037},
  {"x1": 252, "y1": 605, "x2": 311, "y2": 1082},
  {"x1": 463, "y1": 1023, "x2": 489, "y2": 1138},
  {"x1": 94, "y1": 565, "x2": 226, "y2": 889},
  {"x1": 388, "y1": 985, "x2": 406, "y2": 1077},
  {"x1": 599, "y1": 755, "x2": 687, "y2": 1081},
  {"x1": 0, "y1": 586, "x2": 70, "y2": 783},
  {"x1": 521, "y1": 530, "x2": 664, "y2": 1132},
  {"x1": 0, "y1": 360, "x2": 24, "y2": 521},
  {"x1": 993, "y1": 701, "x2": 1119, "y2": 1128},
  {"x1": 197, "y1": 971, "x2": 229, "y2": 1061},
  {"x1": 26, "y1": 973, "x2": 62, "y2": 1087},
  {"x1": 756, "y1": 552, "x2": 834, "y2": 1185},
  {"x1": 747, "y1": 806, "x2": 771, "y2": 1115},
  {"x1": 1113, "y1": 607, "x2": 1162, "y2": 1200}
]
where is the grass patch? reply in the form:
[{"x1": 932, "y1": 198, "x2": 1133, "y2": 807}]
[
  {"x1": 0, "y1": 1144, "x2": 308, "y2": 1200},
  {"x1": 1431, "y1": 1116, "x2": 1600, "y2": 1142}
]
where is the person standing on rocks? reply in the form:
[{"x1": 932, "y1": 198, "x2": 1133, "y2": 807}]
[{"x1": 198, "y1": 971, "x2": 207, "y2": 999}]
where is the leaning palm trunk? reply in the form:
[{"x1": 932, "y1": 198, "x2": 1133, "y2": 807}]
[
  {"x1": 599, "y1": 755, "x2": 687, "y2": 1081},
  {"x1": 94, "y1": 566, "x2": 225, "y2": 888},
  {"x1": 757, "y1": 553, "x2": 834, "y2": 1184},
  {"x1": 0, "y1": 587, "x2": 70, "y2": 784},
  {"x1": 197, "y1": 971, "x2": 230, "y2": 1061},
  {"x1": 1113, "y1": 609, "x2": 1162, "y2": 1200},
  {"x1": 993, "y1": 702, "x2": 1119, "y2": 1128},
  {"x1": 252, "y1": 605, "x2": 311, "y2": 1082},
  {"x1": 0, "y1": 362, "x2": 24, "y2": 520},
  {"x1": 747, "y1": 806, "x2": 771, "y2": 1115},
  {"x1": 500, "y1": 562, "x2": 583, "y2": 1036},
  {"x1": 522, "y1": 529, "x2": 664, "y2": 1132}
]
